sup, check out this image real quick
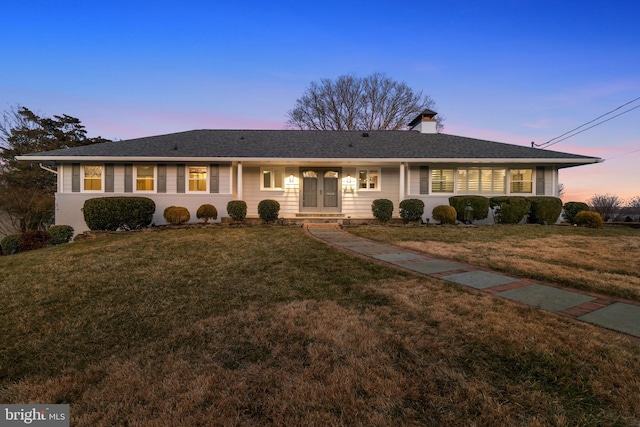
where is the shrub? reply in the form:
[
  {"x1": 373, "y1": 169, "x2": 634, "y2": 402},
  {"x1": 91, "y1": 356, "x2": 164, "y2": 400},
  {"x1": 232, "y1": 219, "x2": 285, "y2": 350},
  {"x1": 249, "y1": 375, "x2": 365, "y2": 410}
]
[
  {"x1": 1, "y1": 234, "x2": 21, "y2": 255},
  {"x1": 449, "y1": 196, "x2": 490, "y2": 222},
  {"x1": 83, "y1": 197, "x2": 155, "y2": 231},
  {"x1": 19, "y1": 230, "x2": 50, "y2": 252},
  {"x1": 371, "y1": 199, "x2": 394, "y2": 223},
  {"x1": 196, "y1": 204, "x2": 218, "y2": 223},
  {"x1": 528, "y1": 196, "x2": 563, "y2": 225},
  {"x1": 48, "y1": 225, "x2": 74, "y2": 245},
  {"x1": 227, "y1": 200, "x2": 247, "y2": 222},
  {"x1": 163, "y1": 206, "x2": 191, "y2": 225},
  {"x1": 258, "y1": 199, "x2": 281, "y2": 223},
  {"x1": 399, "y1": 199, "x2": 425, "y2": 223},
  {"x1": 563, "y1": 202, "x2": 589, "y2": 223},
  {"x1": 489, "y1": 196, "x2": 531, "y2": 224},
  {"x1": 432, "y1": 205, "x2": 457, "y2": 225},
  {"x1": 575, "y1": 211, "x2": 603, "y2": 228}
]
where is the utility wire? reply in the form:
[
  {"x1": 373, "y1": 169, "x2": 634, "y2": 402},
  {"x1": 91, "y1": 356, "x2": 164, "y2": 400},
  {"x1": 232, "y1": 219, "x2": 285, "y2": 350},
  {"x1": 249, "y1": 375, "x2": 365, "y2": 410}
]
[
  {"x1": 542, "y1": 103, "x2": 640, "y2": 148},
  {"x1": 534, "y1": 95, "x2": 640, "y2": 148}
]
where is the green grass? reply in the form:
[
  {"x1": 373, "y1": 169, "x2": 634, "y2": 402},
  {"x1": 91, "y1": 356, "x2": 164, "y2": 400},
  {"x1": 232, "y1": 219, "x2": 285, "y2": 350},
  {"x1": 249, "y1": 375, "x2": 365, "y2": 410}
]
[{"x1": 1, "y1": 227, "x2": 640, "y2": 426}]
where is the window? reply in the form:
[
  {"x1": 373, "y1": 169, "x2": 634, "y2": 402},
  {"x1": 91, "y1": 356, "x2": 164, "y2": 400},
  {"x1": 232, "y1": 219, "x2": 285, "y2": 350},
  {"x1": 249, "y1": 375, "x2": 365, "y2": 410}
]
[
  {"x1": 457, "y1": 168, "x2": 506, "y2": 194},
  {"x1": 135, "y1": 166, "x2": 155, "y2": 191},
  {"x1": 261, "y1": 168, "x2": 284, "y2": 189},
  {"x1": 83, "y1": 165, "x2": 103, "y2": 191},
  {"x1": 510, "y1": 169, "x2": 533, "y2": 193},
  {"x1": 358, "y1": 168, "x2": 379, "y2": 190},
  {"x1": 188, "y1": 166, "x2": 207, "y2": 192},
  {"x1": 431, "y1": 169, "x2": 454, "y2": 193}
]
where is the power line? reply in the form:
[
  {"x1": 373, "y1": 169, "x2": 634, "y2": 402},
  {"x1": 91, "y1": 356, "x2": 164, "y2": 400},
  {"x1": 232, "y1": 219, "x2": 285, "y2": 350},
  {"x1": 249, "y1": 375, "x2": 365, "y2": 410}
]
[{"x1": 533, "y1": 95, "x2": 640, "y2": 148}]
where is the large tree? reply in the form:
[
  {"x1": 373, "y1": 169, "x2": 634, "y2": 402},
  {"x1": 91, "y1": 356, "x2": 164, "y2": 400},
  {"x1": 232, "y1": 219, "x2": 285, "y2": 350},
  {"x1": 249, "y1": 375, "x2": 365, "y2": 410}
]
[
  {"x1": 286, "y1": 73, "x2": 443, "y2": 131},
  {"x1": 0, "y1": 106, "x2": 110, "y2": 232}
]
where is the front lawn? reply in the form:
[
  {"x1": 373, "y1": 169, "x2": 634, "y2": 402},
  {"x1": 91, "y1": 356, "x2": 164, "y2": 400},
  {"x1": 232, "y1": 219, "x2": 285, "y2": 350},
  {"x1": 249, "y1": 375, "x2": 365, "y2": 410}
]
[
  {"x1": 1, "y1": 227, "x2": 639, "y2": 426},
  {"x1": 348, "y1": 224, "x2": 640, "y2": 301}
]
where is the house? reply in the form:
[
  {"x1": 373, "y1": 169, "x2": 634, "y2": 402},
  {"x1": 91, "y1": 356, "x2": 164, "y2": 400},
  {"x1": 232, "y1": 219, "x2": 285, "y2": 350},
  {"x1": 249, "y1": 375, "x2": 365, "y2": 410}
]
[{"x1": 18, "y1": 111, "x2": 602, "y2": 232}]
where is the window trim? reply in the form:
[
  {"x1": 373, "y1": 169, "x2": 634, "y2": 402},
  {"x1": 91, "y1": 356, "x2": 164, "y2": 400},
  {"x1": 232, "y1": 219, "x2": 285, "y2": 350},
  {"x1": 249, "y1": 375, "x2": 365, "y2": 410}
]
[
  {"x1": 134, "y1": 165, "x2": 157, "y2": 193},
  {"x1": 456, "y1": 167, "x2": 506, "y2": 195},
  {"x1": 82, "y1": 165, "x2": 104, "y2": 192},
  {"x1": 186, "y1": 165, "x2": 208, "y2": 193},
  {"x1": 431, "y1": 168, "x2": 455, "y2": 194},
  {"x1": 510, "y1": 168, "x2": 533, "y2": 194},
  {"x1": 357, "y1": 167, "x2": 381, "y2": 191},
  {"x1": 260, "y1": 167, "x2": 285, "y2": 191}
]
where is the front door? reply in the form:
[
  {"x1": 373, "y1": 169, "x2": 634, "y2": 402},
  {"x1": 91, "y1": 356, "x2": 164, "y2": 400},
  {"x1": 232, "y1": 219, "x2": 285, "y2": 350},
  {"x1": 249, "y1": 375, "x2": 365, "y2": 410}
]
[{"x1": 301, "y1": 168, "x2": 341, "y2": 212}]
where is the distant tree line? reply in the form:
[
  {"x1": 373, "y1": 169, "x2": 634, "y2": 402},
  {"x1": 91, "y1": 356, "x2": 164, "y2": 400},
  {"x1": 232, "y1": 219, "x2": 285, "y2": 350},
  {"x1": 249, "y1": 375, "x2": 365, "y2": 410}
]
[{"x1": 586, "y1": 193, "x2": 640, "y2": 222}]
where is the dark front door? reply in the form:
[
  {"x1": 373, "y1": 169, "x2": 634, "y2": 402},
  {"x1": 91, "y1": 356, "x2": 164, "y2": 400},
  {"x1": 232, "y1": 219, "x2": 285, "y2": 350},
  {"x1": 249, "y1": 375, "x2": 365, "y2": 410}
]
[{"x1": 301, "y1": 168, "x2": 341, "y2": 212}]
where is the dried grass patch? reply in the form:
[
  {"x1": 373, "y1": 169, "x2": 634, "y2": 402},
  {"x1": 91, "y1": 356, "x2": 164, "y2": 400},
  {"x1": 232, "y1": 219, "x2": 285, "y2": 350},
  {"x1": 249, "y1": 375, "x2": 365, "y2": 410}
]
[{"x1": 2, "y1": 228, "x2": 640, "y2": 425}]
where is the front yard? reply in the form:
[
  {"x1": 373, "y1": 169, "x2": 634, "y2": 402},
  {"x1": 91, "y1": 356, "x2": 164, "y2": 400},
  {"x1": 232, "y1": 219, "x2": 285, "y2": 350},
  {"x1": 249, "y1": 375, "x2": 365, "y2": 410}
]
[{"x1": 1, "y1": 226, "x2": 639, "y2": 426}]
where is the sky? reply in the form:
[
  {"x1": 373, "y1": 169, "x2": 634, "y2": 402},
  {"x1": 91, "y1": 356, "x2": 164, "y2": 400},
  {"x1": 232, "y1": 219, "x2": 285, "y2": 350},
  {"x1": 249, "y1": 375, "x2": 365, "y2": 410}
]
[{"x1": 1, "y1": 0, "x2": 638, "y2": 203}]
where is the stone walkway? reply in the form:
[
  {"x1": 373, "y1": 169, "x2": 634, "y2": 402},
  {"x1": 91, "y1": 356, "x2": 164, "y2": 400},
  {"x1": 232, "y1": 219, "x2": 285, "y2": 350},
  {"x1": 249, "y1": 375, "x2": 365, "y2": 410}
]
[{"x1": 305, "y1": 223, "x2": 640, "y2": 340}]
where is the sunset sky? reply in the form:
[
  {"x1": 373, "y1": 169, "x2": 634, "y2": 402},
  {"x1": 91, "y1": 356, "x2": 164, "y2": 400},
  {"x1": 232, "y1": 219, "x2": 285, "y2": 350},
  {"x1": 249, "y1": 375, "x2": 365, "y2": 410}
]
[{"x1": 2, "y1": 0, "x2": 638, "y2": 202}]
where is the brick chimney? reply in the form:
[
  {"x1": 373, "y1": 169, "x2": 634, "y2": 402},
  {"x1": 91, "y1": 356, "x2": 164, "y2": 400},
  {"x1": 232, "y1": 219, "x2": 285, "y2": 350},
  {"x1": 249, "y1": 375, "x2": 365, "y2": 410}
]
[{"x1": 408, "y1": 109, "x2": 438, "y2": 133}]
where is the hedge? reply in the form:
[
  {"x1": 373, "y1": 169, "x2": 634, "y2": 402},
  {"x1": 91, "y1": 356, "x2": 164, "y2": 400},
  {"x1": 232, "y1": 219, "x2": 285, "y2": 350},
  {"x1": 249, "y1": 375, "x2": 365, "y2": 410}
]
[
  {"x1": 449, "y1": 196, "x2": 490, "y2": 222},
  {"x1": 196, "y1": 204, "x2": 218, "y2": 223},
  {"x1": 575, "y1": 211, "x2": 603, "y2": 228},
  {"x1": 163, "y1": 206, "x2": 191, "y2": 225},
  {"x1": 227, "y1": 200, "x2": 247, "y2": 222},
  {"x1": 432, "y1": 205, "x2": 457, "y2": 224},
  {"x1": 489, "y1": 196, "x2": 531, "y2": 224},
  {"x1": 48, "y1": 225, "x2": 74, "y2": 245},
  {"x1": 563, "y1": 202, "x2": 589, "y2": 224},
  {"x1": 1, "y1": 234, "x2": 21, "y2": 256},
  {"x1": 83, "y1": 197, "x2": 155, "y2": 231},
  {"x1": 527, "y1": 196, "x2": 563, "y2": 225},
  {"x1": 399, "y1": 199, "x2": 425, "y2": 223},
  {"x1": 372, "y1": 199, "x2": 394, "y2": 223},
  {"x1": 258, "y1": 199, "x2": 281, "y2": 223}
]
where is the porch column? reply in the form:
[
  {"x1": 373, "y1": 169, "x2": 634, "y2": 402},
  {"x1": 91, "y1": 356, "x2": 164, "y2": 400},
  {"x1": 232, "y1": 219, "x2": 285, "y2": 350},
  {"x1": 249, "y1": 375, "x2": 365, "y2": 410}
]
[
  {"x1": 399, "y1": 162, "x2": 405, "y2": 203},
  {"x1": 237, "y1": 162, "x2": 243, "y2": 200}
]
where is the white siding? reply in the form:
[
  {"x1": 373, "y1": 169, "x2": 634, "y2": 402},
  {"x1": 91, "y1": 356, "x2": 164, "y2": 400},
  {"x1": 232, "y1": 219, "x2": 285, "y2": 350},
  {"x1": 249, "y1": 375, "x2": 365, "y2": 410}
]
[{"x1": 242, "y1": 166, "x2": 300, "y2": 216}]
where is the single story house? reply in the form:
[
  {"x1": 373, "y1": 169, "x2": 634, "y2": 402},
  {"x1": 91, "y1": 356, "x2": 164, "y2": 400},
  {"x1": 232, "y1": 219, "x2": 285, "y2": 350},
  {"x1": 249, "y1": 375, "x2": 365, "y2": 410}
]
[{"x1": 19, "y1": 110, "x2": 602, "y2": 232}]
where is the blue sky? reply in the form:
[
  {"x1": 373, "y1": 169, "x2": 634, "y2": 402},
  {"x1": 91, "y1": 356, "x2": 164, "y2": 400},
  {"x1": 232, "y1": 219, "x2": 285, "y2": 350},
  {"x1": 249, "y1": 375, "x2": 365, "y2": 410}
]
[{"x1": 2, "y1": 0, "x2": 638, "y2": 202}]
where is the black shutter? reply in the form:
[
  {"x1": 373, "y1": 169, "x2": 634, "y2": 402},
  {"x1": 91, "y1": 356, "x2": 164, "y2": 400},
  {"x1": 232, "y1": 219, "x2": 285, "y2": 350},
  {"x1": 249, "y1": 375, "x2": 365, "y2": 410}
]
[
  {"x1": 72, "y1": 163, "x2": 80, "y2": 192},
  {"x1": 105, "y1": 164, "x2": 114, "y2": 192},
  {"x1": 420, "y1": 166, "x2": 429, "y2": 194},
  {"x1": 536, "y1": 167, "x2": 545, "y2": 195},
  {"x1": 210, "y1": 164, "x2": 219, "y2": 193},
  {"x1": 124, "y1": 164, "x2": 133, "y2": 193},
  {"x1": 177, "y1": 164, "x2": 185, "y2": 193},
  {"x1": 157, "y1": 164, "x2": 166, "y2": 193}
]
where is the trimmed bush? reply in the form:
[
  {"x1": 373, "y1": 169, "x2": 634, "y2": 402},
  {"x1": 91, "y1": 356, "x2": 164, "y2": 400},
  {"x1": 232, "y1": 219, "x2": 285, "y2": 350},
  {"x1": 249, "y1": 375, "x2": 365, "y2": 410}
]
[
  {"x1": 196, "y1": 204, "x2": 218, "y2": 223},
  {"x1": 575, "y1": 211, "x2": 603, "y2": 228},
  {"x1": 227, "y1": 200, "x2": 247, "y2": 222},
  {"x1": 83, "y1": 197, "x2": 155, "y2": 231},
  {"x1": 372, "y1": 199, "x2": 394, "y2": 223},
  {"x1": 48, "y1": 225, "x2": 74, "y2": 245},
  {"x1": 528, "y1": 196, "x2": 563, "y2": 225},
  {"x1": 399, "y1": 199, "x2": 425, "y2": 223},
  {"x1": 563, "y1": 202, "x2": 589, "y2": 224},
  {"x1": 432, "y1": 205, "x2": 457, "y2": 224},
  {"x1": 163, "y1": 206, "x2": 191, "y2": 225},
  {"x1": 19, "y1": 230, "x2": 50, "y2": 252},
  {"x1": 489, "y1": 196, "x2": 531, "y2": 224},
  {"x1": 449, "y1": 196, "x2": 490, "y2": 222},
  {"x1": 258, "y1": 199, "x2": 281, "y2": 223},
  {"x1": 1, "y1": 234, "x2": 21, "y2": 255}
]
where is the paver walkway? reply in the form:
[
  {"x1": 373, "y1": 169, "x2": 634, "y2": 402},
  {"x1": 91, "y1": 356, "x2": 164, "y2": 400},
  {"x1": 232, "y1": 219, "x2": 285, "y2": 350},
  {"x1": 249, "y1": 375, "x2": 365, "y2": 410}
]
[{"x1": 305, "y1": 223, "x2": 640, "y2": 340}]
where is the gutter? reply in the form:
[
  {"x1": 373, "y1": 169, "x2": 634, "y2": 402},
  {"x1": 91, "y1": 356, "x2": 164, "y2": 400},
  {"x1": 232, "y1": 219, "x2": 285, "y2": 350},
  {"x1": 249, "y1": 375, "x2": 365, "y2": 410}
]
[{"x1": 38, "y1": 163, "x2": 58, "y2": 174}]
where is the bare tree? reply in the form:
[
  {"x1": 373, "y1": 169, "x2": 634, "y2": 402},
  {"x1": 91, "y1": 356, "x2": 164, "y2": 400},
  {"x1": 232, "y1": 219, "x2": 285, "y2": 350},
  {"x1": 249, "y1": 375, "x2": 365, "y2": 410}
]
[
  {"x1": 588, "y1": 193, "x2": 621, "y2": 222},
  {"x1": 287, "y1": 73, "x2": 443, "y2": 131},
  {"x1": 557, "y1": 183, "x2": 565, "y2": 199},
  {"x1": 626, "y1": 196, "x2": 640, "y2": 221}
]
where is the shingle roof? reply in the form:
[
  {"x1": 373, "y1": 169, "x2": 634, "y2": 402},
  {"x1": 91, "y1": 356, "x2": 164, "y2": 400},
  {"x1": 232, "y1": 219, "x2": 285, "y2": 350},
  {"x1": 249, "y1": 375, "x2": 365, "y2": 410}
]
[{"x1": 22, "y1": 129, "x2": 600, "y2": 162}]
